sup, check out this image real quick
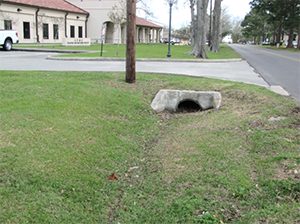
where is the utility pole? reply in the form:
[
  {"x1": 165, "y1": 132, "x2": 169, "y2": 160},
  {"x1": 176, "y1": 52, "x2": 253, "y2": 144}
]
[{"x1": 126, "y1": 0, "x2": 136, "y2": 83}]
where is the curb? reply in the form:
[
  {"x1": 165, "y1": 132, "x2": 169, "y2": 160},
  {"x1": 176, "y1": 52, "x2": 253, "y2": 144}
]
[
  {"x1": 13, "y1": 48, "x2": 96, "y2": 54},
  {"x1": 46, "y1": 56, "x2": 243, "y2": 63}
]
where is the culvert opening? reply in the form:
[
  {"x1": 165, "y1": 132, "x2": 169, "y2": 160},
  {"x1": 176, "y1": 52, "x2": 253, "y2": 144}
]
[{"x1": 177, "y1": 100, "x2": 202, "y2": 113}]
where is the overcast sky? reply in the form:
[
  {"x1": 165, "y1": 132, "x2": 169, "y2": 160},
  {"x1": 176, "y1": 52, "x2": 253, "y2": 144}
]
[{"x1": 140, "y1": 0, "x2": 251, "y2": 29}]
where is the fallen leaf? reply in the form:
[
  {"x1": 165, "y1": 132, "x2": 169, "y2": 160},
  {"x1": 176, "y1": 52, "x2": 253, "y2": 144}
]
[
  {"x1": 220, "y1": 220, "x2": 224, "y2": 224},
  {"x1": 109, "y1": 173, "x2": 118, "y2": 180},
  {"x1": 213, "y1": 214, "x2": 219, "y2": 218}
]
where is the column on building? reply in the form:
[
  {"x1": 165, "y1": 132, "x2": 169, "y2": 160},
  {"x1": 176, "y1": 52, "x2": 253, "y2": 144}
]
[
  {"x1": 136, "y1": 27, "x2": 140, "y2": 43},
  {"x1": 156, "y1": 29, "x2": 161, "y2": 43},
  {"x1": 140, "y1": 27, "x2": 145, "y2": 43},
  {"x1": 145, "y1": 28, "x2": 150, "y2": 43},
  {"x1": 121, "y1": 24, "x2": 126, "y2": 44}
]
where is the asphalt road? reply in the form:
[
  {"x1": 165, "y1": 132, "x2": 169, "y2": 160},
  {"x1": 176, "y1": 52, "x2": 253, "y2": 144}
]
[
  {"x1": 229, "y1": 44, "x2": 300, "y2": 103},
  {"x1": 0, "y1": 50, "x2": 268, "y2": 87}
]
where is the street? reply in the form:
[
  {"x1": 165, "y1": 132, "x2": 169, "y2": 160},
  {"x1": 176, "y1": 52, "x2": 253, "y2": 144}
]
[
  {"x1": 0, "y1": 50, "x2": 268, "y2": 87},
  {"x1": 230, "y1": 44, "x2": 300, "y2": 103}
]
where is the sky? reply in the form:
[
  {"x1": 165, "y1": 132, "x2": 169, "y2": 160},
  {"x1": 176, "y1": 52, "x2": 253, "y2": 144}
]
[{"x1": 140, "y1": 0, "x2": 252, "y2": 29}]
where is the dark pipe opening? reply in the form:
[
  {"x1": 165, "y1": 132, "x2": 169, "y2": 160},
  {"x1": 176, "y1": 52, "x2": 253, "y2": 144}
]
[{"x1": 177, "y1": 100, "x2": 201, "y2": 113}]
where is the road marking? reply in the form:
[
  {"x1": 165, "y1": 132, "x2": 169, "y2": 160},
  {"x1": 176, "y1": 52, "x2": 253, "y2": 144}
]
[{"x1": 258, "y1": 49, "x2": 300, "y2": 62}]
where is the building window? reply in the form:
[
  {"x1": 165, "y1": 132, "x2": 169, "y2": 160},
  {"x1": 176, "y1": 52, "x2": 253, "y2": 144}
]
[
  {"x1": 4, "y1": 20, "x2": 12, "y2": 30},
  {"x1": 43, "y1": 23, "x2": 49, "y2": 39},
  {"x1": 78, "y1": 26, "x2": 83, "y2": 38},
  {"x1": 70, "y1": 25, "x2": 75, "y2": 38},
  {"x1": 53, "y1": 24, "x2": 59, "y2": 39},
  {"x1": 23, "y1": 22, "x2": 30, "y2": 39}
]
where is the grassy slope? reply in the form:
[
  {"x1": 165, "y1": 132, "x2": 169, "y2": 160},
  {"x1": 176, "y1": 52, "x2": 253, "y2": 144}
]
[{"x1": 0, "y1": 71, "x2": 299, "y2": 223}]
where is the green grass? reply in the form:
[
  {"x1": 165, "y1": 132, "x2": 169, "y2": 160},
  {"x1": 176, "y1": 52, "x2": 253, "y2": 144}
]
[
  {"x1": 259, "y1": 44, "x2": 300, "y2": 52},
  {"x1": 1, "y1": 71, "x2": 299, "y2": 223},
  {"x1": 15, "y1": 43, "x2": 241, "y2": 59}
]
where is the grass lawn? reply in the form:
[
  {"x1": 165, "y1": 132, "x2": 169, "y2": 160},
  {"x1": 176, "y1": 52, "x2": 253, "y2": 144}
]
[
  {"x1": 1, "y1": 71, "x2": 299, "y2": 223},
  {"x1": 14, "y1": 43, "x2": 241, "y2": 59},
  {"x1": 259, "y1": 45, "x2": 300, "y2": 53}
]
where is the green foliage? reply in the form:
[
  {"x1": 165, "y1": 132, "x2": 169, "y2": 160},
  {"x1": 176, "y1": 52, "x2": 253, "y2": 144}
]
[{"x1": 244, "y1": 0, "x2": 300, "y2": 46}]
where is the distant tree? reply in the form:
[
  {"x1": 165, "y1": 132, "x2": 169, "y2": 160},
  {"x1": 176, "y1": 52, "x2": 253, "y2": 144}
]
[
  {"x1": 241, "y1": 8, "x2": 268, "y2": 43},
  {"x1": 250, "y1": 0, "x2": 300, "y2": 48},
  {"x1": 108, "y1": 0, "x2": 127, "y2": 55},
  {"x1": 173, "y1": 24, "x2": 191, "y2": 40},
  {"x1": 220, "y1": 5, "x2": 232, "y2": 40},
  {"x1": 231, "y1": 17, "x2": 243, "y2": 42}
]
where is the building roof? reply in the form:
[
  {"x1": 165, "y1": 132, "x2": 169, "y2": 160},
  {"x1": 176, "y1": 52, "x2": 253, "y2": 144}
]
[
  {"x1": 136, "y1": 17, "x2": 162, "y2": 29},
  {"x1": 1, "y1": 0, "x2": 88, "y2": 14}
]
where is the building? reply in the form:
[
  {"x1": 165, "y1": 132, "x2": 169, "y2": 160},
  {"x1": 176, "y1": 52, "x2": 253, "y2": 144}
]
[
  {"x1": 0, "y1": 0, "x2": 162, "y2": 44},
  {"x1": 67, "y1": 0, "x2": 162, "y2": 44},
  {"x1": 0, "y1": 0, "x2": 89, "y2": 44}
]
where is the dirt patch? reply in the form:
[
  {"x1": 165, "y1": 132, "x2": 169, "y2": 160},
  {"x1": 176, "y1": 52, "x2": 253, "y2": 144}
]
[{"x1": 292, "y1": 106, "x2": 300, "y2": 114}]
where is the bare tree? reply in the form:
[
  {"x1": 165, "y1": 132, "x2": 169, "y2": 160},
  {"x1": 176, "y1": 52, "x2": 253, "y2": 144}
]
[
  {"x1": 33, "y1": 13, "x2": 48, "y2": 46},
  {"x1": 108, "y1": 0, "x2": 127, "y2": 55},
  {"x1": 189, "y1": 0, "x2": 209, "y2": 58},
  {"x1": 231, "y1": 17, "x2": 243, "y2": 42},
  {"x1": 136, "y1": 0, "x2": 153, "y2": 17},
  {"x1": 220, "y1": 5, "x2": 232, "y2": 39},
  {"x1": 210, "y1": 0, "x2": 221, "y2": 52},
  {"x1": 51, "y1": 17, "x2": 64, "y2": 48},
  {"x1": 0, "y1": 10, "x2": 19, "y2": 29}
]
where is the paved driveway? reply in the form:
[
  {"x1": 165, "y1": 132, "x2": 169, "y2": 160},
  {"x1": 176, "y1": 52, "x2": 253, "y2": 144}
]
[{"x1": 0, "y1": 50, "x2": 268, "y2": 87}]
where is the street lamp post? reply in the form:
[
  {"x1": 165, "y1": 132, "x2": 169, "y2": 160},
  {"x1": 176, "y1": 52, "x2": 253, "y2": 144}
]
[{"x1": 167, "y1": 0, "x2": 174, "y2": 58}]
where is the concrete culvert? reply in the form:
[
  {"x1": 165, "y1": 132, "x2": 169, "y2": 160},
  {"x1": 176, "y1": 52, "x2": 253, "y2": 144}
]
[
  {"x1": 151, "y1": 90, "x2": 221, "y2": 113},
  {"x1": 177, "y1": 100, "x2": 202, "y2": 113}
]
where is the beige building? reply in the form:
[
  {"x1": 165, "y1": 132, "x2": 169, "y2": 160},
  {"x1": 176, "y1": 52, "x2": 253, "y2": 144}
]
[
  {"x1": 0, "y1": 0, "x2": 89, "y2": 44},
  {"x1": 0, "y1": 0, "x2": 162, "y2": 44},
  {"x1": 67, "y1": 0, "x2": 162, "y2": 44}
]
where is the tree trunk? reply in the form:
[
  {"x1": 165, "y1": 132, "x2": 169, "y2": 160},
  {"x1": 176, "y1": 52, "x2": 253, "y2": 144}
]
[
  {"x1": 210, "y1": 0, "x2": 221, "y2": 52},
  {"x1": 298, "y1": 22, "x2": 300, "y2": 50},
  {"x1": 189, "y1": 0, "x2": 209, "y2": 58},
  {"x1": 287, "y1": 26, "x2": 294, "y2": 48},
  {"x1": 276, "y1": 20, "x2": 282, "y2": 43},
  {"x1": 189, "y1": 0, "x2": 196, "y2": 48}
]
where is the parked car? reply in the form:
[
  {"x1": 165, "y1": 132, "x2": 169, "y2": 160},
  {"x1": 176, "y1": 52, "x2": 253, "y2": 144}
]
[
  {"x1": 0, "y1": 29, "x2": 19, "y2": 51},
  {"x1": 160, "y1": 37, "x2": 181, "y2": 45},
  {"x1": 293, "y1": 41, "x2": 298, "y2": 47},
  {"x1": 160, "y1": 37, "x2": 169, "y2": 43}
]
